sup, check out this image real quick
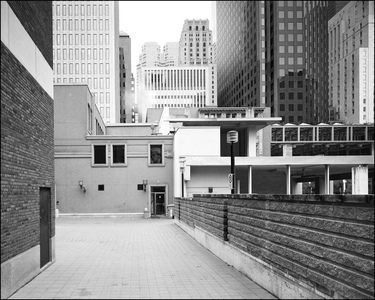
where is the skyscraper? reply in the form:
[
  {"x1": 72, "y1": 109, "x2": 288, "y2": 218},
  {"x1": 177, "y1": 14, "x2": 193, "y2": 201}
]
[
  {"x1": 327, "y1": 1, "x2": 350, "y2": 20},
  {"x1": 161, "y1": 42, "x2": 179, "y2": 67},
  {"x1": 179, "y1": 19, "x2": 215, "y2": 66},
  {"x1": 119, "y1": 31, "x2": 134, "y2": 123},
  {"x1": 328, "y1": 1, "x2": 374, "y2": 124},
  {"x1": 52, "y1": 1, "x2": 120, "y2": 123},
  {"x1": 216, "y1": 1, "x2": 330, "y2": 124}
]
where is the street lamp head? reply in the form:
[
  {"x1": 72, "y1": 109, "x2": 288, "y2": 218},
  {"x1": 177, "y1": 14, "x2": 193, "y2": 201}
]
[
  {"x1": 227, "y1": 130, "x2": 238, "y2": 143},
  {"x1": 179, "y1": 157, "x2": 186, "y2": 170}
]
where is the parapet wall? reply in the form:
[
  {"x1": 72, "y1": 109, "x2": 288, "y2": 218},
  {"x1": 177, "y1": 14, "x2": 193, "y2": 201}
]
[{"x1": 174, "y1": 194, "x2": 374, "y2": 299}]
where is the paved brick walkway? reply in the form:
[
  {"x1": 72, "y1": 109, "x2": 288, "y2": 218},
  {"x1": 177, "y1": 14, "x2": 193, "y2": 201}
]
[{"x1": 9, "y1": 216, "x2": 277, "y2": 299}]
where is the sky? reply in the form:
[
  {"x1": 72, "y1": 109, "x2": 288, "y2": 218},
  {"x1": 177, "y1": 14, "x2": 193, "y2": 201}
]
[{"x1": 119, "y1": 1, "x2": 213, "y2": 73}]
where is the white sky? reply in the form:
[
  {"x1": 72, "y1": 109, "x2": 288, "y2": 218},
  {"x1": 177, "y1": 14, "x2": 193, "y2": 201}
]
[{"x1": 119, "y1": 1, "x2": 213, "y2": 73}]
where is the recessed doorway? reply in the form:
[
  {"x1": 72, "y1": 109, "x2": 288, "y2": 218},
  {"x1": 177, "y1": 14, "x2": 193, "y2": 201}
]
[{"x1": 150, "y1": 186, "x2": 166, "y2": 217}]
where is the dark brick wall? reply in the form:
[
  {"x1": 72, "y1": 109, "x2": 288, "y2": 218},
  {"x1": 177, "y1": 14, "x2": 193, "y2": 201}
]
[
  {"x1": 1, "y1": 42, "x2": 55, "y2": 264},
  {"x1": 7, "y1": 1, "x2": 53, "y2": 67},
  {"x1": 175, "y1": 194, "x2": 374, "y2": 299}
]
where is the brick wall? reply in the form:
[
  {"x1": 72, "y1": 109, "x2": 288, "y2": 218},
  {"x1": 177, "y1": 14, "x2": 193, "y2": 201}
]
[
  {"x1": 7, "y1": 1, "x2": 53, "y2": 67},
  {"x1": 1, "y1": 42, "x2": 55, "y2": 264},
  {"x1": 175, "y1": 194, "x2": 374, "y2": 299}
]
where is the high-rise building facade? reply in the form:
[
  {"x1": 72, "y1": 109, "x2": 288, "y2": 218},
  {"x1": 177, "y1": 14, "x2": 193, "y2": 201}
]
[
  {"x1": 119, "y1": 31, "x2": 134, "y2": 123},
  {"x1": 179, "y1": 19, "x2": 215, "y2": 66},
  {"x1": 327, "y1": 1, "x2": 350, "y2": 20},
  {"x1": 216, "y1": 1, "x2": 330, "y2": 125},
  {"x1": 328, "y1": 1, "x2": 374, "y2": 124},
  {"x1": 137, "y1": 64, "x2": 217, "y2": 122},
  {"x1": 52, "y1": 1, "x2": 120, "y2": 124},
  {"x1": 161, "y1": 42, "x2": 179, "y2": 67}
]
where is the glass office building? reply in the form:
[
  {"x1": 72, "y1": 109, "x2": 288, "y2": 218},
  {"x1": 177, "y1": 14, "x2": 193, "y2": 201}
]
[{"x1": 216, "y1": 1, "x2": 329, "y2": 125}]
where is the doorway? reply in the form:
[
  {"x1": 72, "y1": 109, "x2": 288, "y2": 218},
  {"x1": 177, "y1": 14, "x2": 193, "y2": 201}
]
[
  {"x1": 150, "y1": 186, "x2": 166, "y2": 216},
  {"x1": 39, "y1": 187, "x2": 51, "y2": 268}
]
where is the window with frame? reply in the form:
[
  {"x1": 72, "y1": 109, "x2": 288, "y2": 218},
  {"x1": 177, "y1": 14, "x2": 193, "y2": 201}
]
[
  {"x1": 149, "y1": 144, "x2": 164, "y2": 166},
  {"x1": 92, "y1": 144, "x2": 107, "y2": 166},
  {"x1": 111, "y1": 144, "x2": 126, "y2": 166}
]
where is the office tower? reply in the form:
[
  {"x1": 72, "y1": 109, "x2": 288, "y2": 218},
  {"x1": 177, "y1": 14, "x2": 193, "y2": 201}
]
[
  {"x1": 137, "y1": 64, "x2": 217, "y2": 122},
  {"x1": 216, "y1": 1, "x2": 330, "y2": 124},
  {"x1": 327, "y1": 1, "x2": 351, "y2": 20},
  {"x1": 328, "y1": 1, "x2": 374, "y2": 124},
  {"x1": 1, "y1": 2, "x2": 55, "y2": 298},
  {"x1": 52, "y1": 1, "x2": 120, "y2": 124},
  {"x1": 179, "y1": 19, "x2": 215, "y2": 65},
  {"x1": 119, "y1": 31, "x2": 134, "y2": 123},
  {"x1": 211, "y1": 2, "x2": 217, "y2": 44},
  {"x1": 137, "y1": 42, "x2": 161, "y2": 68},
  {"x1": 161, "y1": 42, "x2": 179, "y2": 67}
]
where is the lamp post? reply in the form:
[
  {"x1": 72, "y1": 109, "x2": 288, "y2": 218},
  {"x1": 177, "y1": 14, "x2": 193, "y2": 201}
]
[
  {"x1": 179, "y1": 157, "x2": 186, "y2": 197},
  {"x1": 227, "y1": 130, "x2": 238, "y2": 194}
]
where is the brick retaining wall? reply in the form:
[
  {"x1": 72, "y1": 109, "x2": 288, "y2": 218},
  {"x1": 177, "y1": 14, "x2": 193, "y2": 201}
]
[{"x1": 174, "y1": 194, "x2": 374, "y2": 299}]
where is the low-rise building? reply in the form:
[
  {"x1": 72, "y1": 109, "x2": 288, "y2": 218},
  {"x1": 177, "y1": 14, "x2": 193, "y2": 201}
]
[
  {"x1": 54, "y1": 84, "x2": 173, "y2": 216},
  {"x1": 54, "y1": 85, "x2": 374, "y2": 216}
]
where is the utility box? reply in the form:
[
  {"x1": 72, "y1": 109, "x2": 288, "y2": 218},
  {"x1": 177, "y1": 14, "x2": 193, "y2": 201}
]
[
  {"x1": 167, "y1": 204, "x2": 174, "y2": 218},
  {"x1": 143, "y1": 207, "x2": 149, "y2": 218}
]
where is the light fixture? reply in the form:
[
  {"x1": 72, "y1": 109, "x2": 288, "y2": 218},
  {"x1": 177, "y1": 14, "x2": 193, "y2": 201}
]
[
  {"x1": 143, "y1": 180, "x2": 148, "y2": 192},
  {"x1": 151, "y1": 123, "x2": 158, "y2": 135},
  {"x1": 227, "y1": 131, "x2": 238, "y2": 194},
  {"x1": 78, "y1": 181, "x2": 86, "y2": 193}
]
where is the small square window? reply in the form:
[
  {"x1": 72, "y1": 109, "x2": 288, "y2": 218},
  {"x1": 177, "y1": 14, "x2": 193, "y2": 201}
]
[{"x1": 98, "y1": 184, "x2": 104, "y2": 191}]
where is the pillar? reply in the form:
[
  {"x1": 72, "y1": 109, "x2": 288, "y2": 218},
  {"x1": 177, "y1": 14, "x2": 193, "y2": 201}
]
[
  {"x1": 286, "y1": 165, "x2": 291, "y2": 195},
  {"x1": 247, "y1": 128, "x2": 257, "y2": 156},
  {"x1": 352, "y1": 165, "x2": 368, "y2": 194},
  {"x1": 325, "y1": 165, "x2": 330, "y2": 194},
  {"x1": 248, "y1": 166, "x2": 252, "y2": 194}
]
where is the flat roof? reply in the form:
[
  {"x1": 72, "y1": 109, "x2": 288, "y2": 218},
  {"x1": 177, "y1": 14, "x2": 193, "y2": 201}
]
[{"x1": 166, "y1": 117, "x2": 282, "y2": 129}]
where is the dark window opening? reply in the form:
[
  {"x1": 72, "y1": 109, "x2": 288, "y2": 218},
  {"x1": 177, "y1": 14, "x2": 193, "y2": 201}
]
[
  {"x1": 113, "y1": 145, "x2": 125, "y2": 164},
  {"x1": 94, "y1": 145, "x2": 106, "y2": 164},
  {"x1": 98, "y1": 184, "x2": 104, "y2": 191},
  {"x1": 150, "y1": 144, "x2": 162, "y2": 164}
]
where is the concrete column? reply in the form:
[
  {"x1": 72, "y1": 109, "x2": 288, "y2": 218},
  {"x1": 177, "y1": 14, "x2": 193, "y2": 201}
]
[
  {"x1": 248, "y1": 166, "x2": 252, "y2": 194},
  {"x1": 286, "y1": 165, "x2": 291, "y2": 195},
  {"x1": 283, "y1": 144, "x2": 293, "y2": 156},
  {"x1": 247, "y1": 128, "x2": 257, "y2": 156},
  {"x1": 352, "y1": 165, "x2": 368, "y2": 194},
  {"x1": 325, "y1": 165, "x2": 330, "y2": 194}
]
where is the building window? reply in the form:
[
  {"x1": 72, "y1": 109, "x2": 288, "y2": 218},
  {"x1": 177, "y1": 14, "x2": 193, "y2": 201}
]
[
  {"x1": 92, "y1": 144, "x2": 108, "y2": 166},
  {"x1": 111, "y1": 144, "x2": 127, "y2": 166},
  {"x1": 148, "y1": 144, "x2": 164, "y2": 166}
]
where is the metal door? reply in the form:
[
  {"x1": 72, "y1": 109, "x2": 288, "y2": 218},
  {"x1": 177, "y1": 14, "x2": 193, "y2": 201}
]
[
  {"x1": 155, "y1": 193, "x2": 165, "y2": 215},
  {"x1": 39, "y1": 187, "x2": 50, "y2": 268}
]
